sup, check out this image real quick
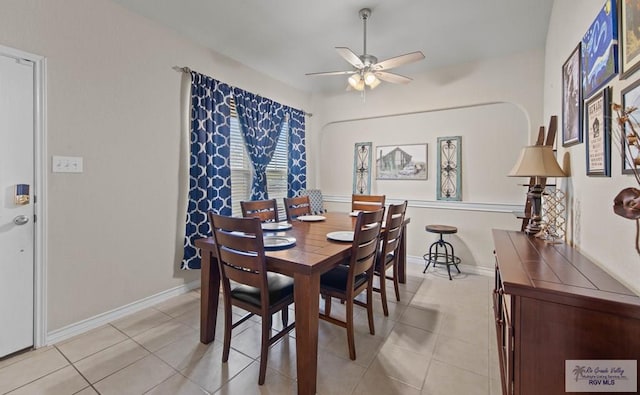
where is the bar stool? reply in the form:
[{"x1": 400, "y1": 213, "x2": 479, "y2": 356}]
[{"x1": 423, "y1": 225, "x2": 461, "y2": 280}]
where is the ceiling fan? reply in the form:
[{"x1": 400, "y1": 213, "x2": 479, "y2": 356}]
[{"x1": 306, "y1": 7, "x2": 425, "y2": 91}]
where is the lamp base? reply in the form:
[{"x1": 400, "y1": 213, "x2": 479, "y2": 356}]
[
  {"x1": 524, "y1": 220, "x2": 542, "y2": 235},
  {"x1": 524, "y1": 184, "x2": 544, "y2": 236}
]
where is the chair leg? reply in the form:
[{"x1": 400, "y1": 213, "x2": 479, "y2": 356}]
[
  {"x1": 222, "y1": 301, "x2": 232, "y2": 363},
  {"x1": 366, "y1": 284, "x2": 375, "y2": 336},
  {"x1": 345, "y1": 298, "x2": 356, "y2": 360},
  {"x1": 258, "y1": 313, "x2": 272, "y2": 385},
  {"x1": 392, "y1": 261, "x2": 401, "y2": 302},
  {"x1": 324, "y1": 294, "x2": 332, "y2": 316},
  {"x1": 282, "y1": 307, "x2": 289, "y2": 327},
  {"x1": 379, "y1": 270, "x2": 389, "y2": 317}
]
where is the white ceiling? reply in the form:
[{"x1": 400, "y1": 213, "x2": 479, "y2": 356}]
[{"x1": 111, "y1": 0, "x2": 554, "y2": 94}]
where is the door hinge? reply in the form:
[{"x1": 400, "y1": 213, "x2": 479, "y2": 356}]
[
  {"x1": 34, "y1": 195, "x2": 37, "y2": 204},
  {"x1": 33, "y1": 214, "x2": 37, "y2": 223}
]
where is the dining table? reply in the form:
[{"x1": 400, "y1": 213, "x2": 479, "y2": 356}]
[{"x1": 194, "y1": 211, "x2": 410, "y2": 394}]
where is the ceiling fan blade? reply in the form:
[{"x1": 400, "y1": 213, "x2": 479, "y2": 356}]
[
  {"x1": 305, "y1": 70, "x2": 357, "y2": 76},
  {"x1": 335, "y1": 47, "x2": 364, "y2": 68},
  {"x1": 375, "y1": 71, "x2": 413, "y2": 84},
  {"x1": 374, "y1": 51, "x2": 425, "y2": 71}
]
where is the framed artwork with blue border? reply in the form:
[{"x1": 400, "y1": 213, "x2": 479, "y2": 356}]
[
  {"x1": 581, "y1": 0, "x2": 618, "y2": 99},
  {"x1": 585, "y1": 87, "x2": 611, "y2": 176},
  {"x1": 353, "y1": 142, "x2": 372, "y2": 194},
  {"x1": 437, "y1": 136, "x2": 462, "y2": 201}
]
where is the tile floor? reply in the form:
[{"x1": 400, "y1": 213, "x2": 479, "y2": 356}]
[{"x1": 0, "y1": 264, "x2": 501, "y2": 394}]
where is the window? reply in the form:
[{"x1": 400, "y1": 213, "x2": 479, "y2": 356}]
[{"x1": 229, "y1": 99, "x2": 289, "y2": 218}]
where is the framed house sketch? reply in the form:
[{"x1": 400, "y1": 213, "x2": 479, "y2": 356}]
[{"x1": 376, "y1": 144, "x2": 427, "y2": 180}]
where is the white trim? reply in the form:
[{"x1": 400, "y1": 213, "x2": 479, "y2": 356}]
[
  {"x1": 407, "y1": 255, "x2": 494, "y2": 277},
  {"x1": 324, "y1": 195, "x2": 523, "y2": 214},
  {"x1": 46, "y1": 280, "x2": 200, "y2": 345},
  {"x1": 0, "y1": 45, "x2": 47, "y2": 349},
  {"x1": 33, "y1": 55, "x2": 47, "y2": 348}
]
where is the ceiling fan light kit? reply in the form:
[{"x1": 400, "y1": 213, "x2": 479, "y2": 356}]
[{"x1": 306, "y1": 7, "x2": 425, "y2": 93}]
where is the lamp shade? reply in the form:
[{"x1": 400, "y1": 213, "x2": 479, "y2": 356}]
[{"x1": 509, "y1": 146, "x2": 566, "y2": 177}]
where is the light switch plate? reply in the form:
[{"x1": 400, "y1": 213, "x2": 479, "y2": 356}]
[{"x1": 52, "y1": 156, "x2": 83, "y2": 173}]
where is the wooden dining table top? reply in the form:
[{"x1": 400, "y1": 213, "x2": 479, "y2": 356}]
[{"x1": 195, "y1": 211, "x2": 361, "y2": 275}]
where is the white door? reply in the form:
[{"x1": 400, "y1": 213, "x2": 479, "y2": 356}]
[{"x1": 0, "y1": 53, "x2": 35, "y2": 358}]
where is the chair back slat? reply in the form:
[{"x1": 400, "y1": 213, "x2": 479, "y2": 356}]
[
  {"x1": 351, "y1": 194, "x2": 386, "y2": 212},
  {"x1": 240, "y1": 199, "x2": 280, "y2": 222},
  {"x1": 209, "y1": 213, "x2": 267, "y2": 290},
  {"x1": 349, "y1": 209, "x2": 384, "y2": 277},
  {"x1": 283, "y1": 196, "x2": 311, "y2": 221}
]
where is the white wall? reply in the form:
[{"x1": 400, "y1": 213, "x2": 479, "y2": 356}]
[
  {"x1": 310, "y1": 49, "x2": 547, "y2": 269},
  {"x1": 0, "y1": 0, "x2": 311, "y2": 331},
  {"x1": 544, "y1": 0, "x2": 640, "y2": 293}
]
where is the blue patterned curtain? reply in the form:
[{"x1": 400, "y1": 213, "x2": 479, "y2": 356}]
[
  {"x1": 287, "y1": 108, "x2": 306, "y2": 197},
  {"x1": 232, "y1": 88, "x2": 286, "y2": 200},
  {"x1": 182, "y1": 72, "x2": 232, "y2": 270}
]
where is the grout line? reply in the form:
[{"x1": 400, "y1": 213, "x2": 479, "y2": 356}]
[{"x1": 54, "y1": 345, "x2": 100, "y2": 395}]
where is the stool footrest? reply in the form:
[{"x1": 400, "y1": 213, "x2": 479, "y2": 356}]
[{"x1": 423, "y1": 234, "x2": 462, "y2": 280}]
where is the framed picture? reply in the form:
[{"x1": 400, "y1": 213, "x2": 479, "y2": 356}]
[
  {"x1": 436, "y1": 136, "x2": 462, "y2": 201},
  {"x1": 620, "y1": 0, "x2": 640, "y2": 78},
  {"x1": 562, "y1": 43, "x2": 583, "y2": 146},
  {"x1": 585, "y1": 87, "x2": 611, "y2": 176},
  {"x1": 353, "y1": 142, "x2": 372, "y2": 194},
  {"x1": 582, "y1": 0, "x2": 618, "y2": 98},
  {"x1": 375, "y1": 143, "x2": 427, "y2": 180},
  {"x1": 621, "y1": 79, "x2": 640, "y2": 174}
]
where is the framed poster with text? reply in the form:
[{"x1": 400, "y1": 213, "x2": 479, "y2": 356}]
[{"x1": 585, "y1": 87, "x2": 611, "y2": 176}]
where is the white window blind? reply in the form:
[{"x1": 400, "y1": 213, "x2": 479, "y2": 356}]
[{"x1": 229, "y1": 98, "x2": 288, "y2": 218}]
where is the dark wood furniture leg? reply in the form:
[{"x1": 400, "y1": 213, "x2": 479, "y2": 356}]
[
  {"x1": 200, "y1": 250, "x2": 220, "y2": 344},
  {"x1": 294, "y1": 272, "x2": 320, "y2": 395},
  {"x1": 398, "y1": 223, "x2": 407, "y2": 284}
]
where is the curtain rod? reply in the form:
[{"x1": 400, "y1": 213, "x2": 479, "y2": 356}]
[{"x1": 173, "y1": 65, "x2": 312, "y2": 117}]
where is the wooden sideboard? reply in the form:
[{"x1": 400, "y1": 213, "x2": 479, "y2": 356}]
[{"x1": 492, "y1": 229, "x2": 640, "y2": 395}]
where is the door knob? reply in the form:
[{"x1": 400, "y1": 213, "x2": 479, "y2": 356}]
[{"x1": 13, "y1": 215, "x2": 29, "y2": 225}]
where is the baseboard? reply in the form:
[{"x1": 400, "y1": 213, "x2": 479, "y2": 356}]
[
  {"x1": 46, "y1": 280, "x2": 200, "y2": 345},
  {"x1": 407, "y1": 255, "x2": 494, "y2": 277}
]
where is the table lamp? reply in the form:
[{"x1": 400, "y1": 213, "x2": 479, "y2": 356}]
[{"x1": 509, "y1": 145, "x2": 566, "y2": 235}]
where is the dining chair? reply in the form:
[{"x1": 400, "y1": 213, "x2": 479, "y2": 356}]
[
  {"x1": 374, "y1": 200, "x2": 407, "y2": 316},
  {"x1": 283, "y1": 195, "x2": 311, "y2": 221},
  {"x1": 208, "y1": 213, "x2": 295, "y2": 385},
  {"x1": 300, "y1": 189, "x2": 327, "y2": 214},
  {"x1": 240, "y1": 199, "x2": 280, "y2": 222},
  {"x1": 320, "y1": 208, "x2": 385, "y2": 360},
  {"x1": 351, "y1": 194, "x2": 386, "y2": 212}
]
